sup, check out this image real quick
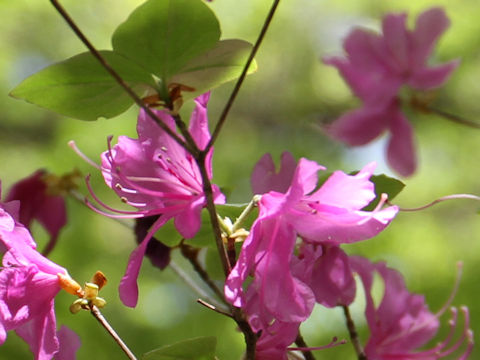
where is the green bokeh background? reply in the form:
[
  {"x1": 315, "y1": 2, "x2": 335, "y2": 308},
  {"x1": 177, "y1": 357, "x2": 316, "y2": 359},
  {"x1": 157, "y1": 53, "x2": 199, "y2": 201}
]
[{"x1": 0, "y1": 0, "x2": 479, "y2": 359}]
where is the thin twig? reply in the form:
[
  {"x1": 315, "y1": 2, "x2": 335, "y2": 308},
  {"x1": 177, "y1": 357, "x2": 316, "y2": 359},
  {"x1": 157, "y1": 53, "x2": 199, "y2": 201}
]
[
  {"x1": 49, "y1": 0, "x2": 191, "y2": 152},
  {"x1": 206, "y1": 0, "x2": 281, "y2": 152},
  {"x1": 426, "y1": 106, "x2": 480, "y2": 129},
  {"x1": 342, "y1": 305, "x2": 367, "y2": 360},
  {"x1": 295, "y1": 331, "x2": 316, "y2": 360},
  {"x1": 180, "y1": 243, "x2": 228, "y2": 305},
  {"x1": 197, "y1": 298, "x2": 233, "y2": 318},
  {"x1": 90, "y1": 305, "x2": 138, "y2": 360}
]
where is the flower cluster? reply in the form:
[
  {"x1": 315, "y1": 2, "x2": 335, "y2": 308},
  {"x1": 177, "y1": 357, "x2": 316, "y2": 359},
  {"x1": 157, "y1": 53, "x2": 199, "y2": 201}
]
[
  {"x1": 0, "y1": 182, "x2": 80, "y2": 360},
  {"x1": 226, "y1": 152, "x2": 399, "y2": 358},
  {"x1": 324, "y1": 7, "x2": 459, "y2": 176},
  {"x1": 224, "y1": 152, "x2": 473, "y2": 359}
]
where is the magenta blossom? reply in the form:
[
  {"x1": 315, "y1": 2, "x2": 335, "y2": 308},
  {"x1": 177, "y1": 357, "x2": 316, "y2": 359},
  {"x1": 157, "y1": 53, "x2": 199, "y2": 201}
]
[
  {"x1": 225, "y1": 155, "x2": 398, "y2": 326},
  {"x1": 351, "y1": 256, "x2": 473, "y2": 359},
  {"x1": 324, "y1": 7, "x2": 459, "y2": 176},
  {"x1": 0, "y1": 185, "x2": 80, "y2": 360},
  {"x1": 98, "y1": 92, "x2": 225, "y2": 307},
  {"x1": 5, "y1": 170, "x2": 67, "y2": 255}
]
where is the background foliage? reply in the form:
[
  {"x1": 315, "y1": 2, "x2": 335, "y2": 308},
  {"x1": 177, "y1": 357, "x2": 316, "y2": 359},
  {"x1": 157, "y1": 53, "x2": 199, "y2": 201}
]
[{"x1": 0, "y1": 0, "x2": 479, "y2": 359}]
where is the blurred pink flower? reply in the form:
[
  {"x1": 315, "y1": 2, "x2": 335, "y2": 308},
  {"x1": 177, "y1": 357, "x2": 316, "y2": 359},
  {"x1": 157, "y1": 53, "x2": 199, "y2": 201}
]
[
  {"x1": 351, "y1": 256, "x2": 473, "y2": 359},
  {"x1": 225, "y1": 155, "x2": 397, "y2": 332},
  {"x1": 5, "y1": 170, "x2": 67, "y2": 255},
  {"x1": 99, "y1": 93, "x2": 225, "y2": 307},
  {"x1": 0, "y1": 184, "x2": 80, "y2": 360},
  {"x1": 324, "y1": 7, "x2": 459, "y2": 176}
]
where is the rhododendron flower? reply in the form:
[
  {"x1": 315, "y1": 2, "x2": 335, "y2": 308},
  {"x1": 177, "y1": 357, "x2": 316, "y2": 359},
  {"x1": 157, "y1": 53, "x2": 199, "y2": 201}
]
[
  {"x1": 98, "y1": 92, "x2": 225, "y2": 307},
  {"x1": 225, "y1": 155, "x2": 398, "y2": 327},
  {"x1": 324, "y1": 7, "x2": 459, "y2": 176},
  {"x1": 351, "y1": 256, "x2": 473, "y2": 359},
  {"x1": 5, "y1": 170, "x2": 67, "y2": 255},
  {"x1": 0, "y1": 184, "x2": 80, "y2": 360}
]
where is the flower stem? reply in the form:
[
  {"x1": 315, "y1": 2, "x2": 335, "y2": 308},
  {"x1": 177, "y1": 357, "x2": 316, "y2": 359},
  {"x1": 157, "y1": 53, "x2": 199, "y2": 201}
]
[
  {"x1": 90, "y1": 305, "x2": 138, "y2": 360},
  {"x1": 342, "y1": 305, "x2": 367, "y2": 360},
  {"x1": 206, "y1": 0, "x2": 282, "y2": 152},
  {"x1": 232, "y1": 195, "x2": 261, "y2": 233},
  {"x1": 49, "y1": 0, "x2": 190, "y2": 151}
]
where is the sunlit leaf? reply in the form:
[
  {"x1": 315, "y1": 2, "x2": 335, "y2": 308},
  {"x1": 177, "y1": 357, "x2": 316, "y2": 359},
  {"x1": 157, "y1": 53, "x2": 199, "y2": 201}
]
[
  {"x1": 170, "y1": 39, "x2": 258, "y2": 100},
  {"x1": 112, "y1": 0, "x2": 220, "y2": 80},
  {"x1": 142, "y1": 336, "x2": 217, "y2": 360},
  {"x1": 9, "y1": 51, "x2": 155, "y2": 120}
]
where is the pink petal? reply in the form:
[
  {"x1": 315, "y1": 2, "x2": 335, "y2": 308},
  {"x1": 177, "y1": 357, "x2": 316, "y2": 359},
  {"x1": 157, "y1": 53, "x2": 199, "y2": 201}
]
[
  {"x1": 412, "y1": 7, "x2": 450, "y2": 68},
  {"x1": 386, "y1": 108, "x2": 417, "y2": 177},
  {"x1": 16, "y1": 306, "x2": 59, "y2": 360},
  {"x1": 119, "y1": 217, "x2": 168, "y2": 307},
  {"x1": 286, "y1": 158, "x2": 325, "y2": 200},
  {"x1": 310, "y1": 162, "x2": 376, "y2": 210},
  {"x1": 54, "y1": 325, "x2": 81, "y2": 360},
  {"x1": 382, "y1": 13, "x2": 409, "y2": 71},
  {"x1": 251, "y1": 152, "x2": 297, "y2": 195},
  {"x1": 408, "y1": 60, "x2": 459, "y2": 90},
  {"x1": 292, "y1": 205, "x2": 398, "y2": 244},
  {"x1": 325, "y1": 29, "x2": 401, "y2": 104},
  {"x1": 173, "y1": 197, "x2": 204, "y2": 239},
  {"x1": 308, "y1": 246, "x2": 356, "y2": 307},
  {"x1": 189, "y1": 92, "x2": 211, "y2": 151},
  {"x1": 255, "y1": 220, "x2": 315, "y2": 322},
  {"x1": 326, "y1": 106, "x2": 389, "y2": 146}
]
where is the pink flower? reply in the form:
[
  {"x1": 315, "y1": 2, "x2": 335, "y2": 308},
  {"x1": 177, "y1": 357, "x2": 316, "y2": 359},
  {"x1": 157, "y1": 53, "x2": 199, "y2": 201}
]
[
  {"x1": 351, "y1": 256, "x2": 473, "y2": 359},
  {"x1": 324, "y1": 7, "x2": 459, "y2": 176},
  {"x1": 0, "y1": 185, "x2": 80, "y2": 360},
  {"x1": 225, "y1": 155, "x2": 397, "y2": 328},
  {"x1": 5, "y1": 170, "x2": 67, "y2": 255},
  {"x1": 99, "y1": 93, "x2": 225, "y2": 307}
]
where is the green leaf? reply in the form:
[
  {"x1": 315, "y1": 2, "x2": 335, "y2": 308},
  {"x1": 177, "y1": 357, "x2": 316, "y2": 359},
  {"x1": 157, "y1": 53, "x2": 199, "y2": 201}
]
[
  {"x1": 9, "y1": 51, "x2": 155, "y2": 120},
  {"x1": 170, "y1": 39, "x2": 258, "y2": 99},
  {"x1": 143, "y1": 336, "x2": 217, "y2": 360},
  {"x1": 363, "y1": 174, "x2": 405, "y2": 211},
  {"x1": 112, "y1": 0, "x2": 220, "y2": 80}
]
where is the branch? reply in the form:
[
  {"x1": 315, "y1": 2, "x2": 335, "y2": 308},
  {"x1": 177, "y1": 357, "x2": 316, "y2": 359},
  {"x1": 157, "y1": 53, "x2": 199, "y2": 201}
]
[
  {"x1": 90, "y1": 305, "x2": 138, "y2": 360},
  {"x1": 206, "y1": 0, "x2": 282, "y2": 152},
  {"x1": 342, "y1": 305, "x2": 367, "y2": 360},
  {"x1": 295, "y1": 331, "x2": 316, "y2": 360}
]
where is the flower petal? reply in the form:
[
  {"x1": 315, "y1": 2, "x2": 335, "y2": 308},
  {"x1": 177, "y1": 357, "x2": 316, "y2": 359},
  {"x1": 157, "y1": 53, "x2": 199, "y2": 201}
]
[
  {"x1": 251, "y1": 152, "x2": 297, "y2": 195},
  {"x1": 54, "y1": 325, "x2": 81, "y2": 360},
  {"x1": 386, "y1": 108, "x2": 417, "y2": 177}
]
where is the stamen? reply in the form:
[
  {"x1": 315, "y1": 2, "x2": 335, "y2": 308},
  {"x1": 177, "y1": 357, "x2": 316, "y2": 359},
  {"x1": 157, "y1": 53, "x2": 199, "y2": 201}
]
[
  {"x1": 389, "y1": 193, "x2": 480, "y2": 212},
  {"x1": 68, "y1": 140, "x2": 102, "y2": 170},
  {"x1": 85, "y1": 175, "x2": 149, "y2": 215}
]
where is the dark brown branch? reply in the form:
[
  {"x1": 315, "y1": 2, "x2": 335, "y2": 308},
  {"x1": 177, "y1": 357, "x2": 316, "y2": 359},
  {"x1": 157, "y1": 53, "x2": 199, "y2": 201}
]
[
  {"x1": 342, "y1": 305, "x2": 367, "y2": 360},
  {"x1": 206, "y1": 0, "x2": 281, "y2": 152},
  {"x1": 425, "y1": 106, "x2": 480, "y2": 129},
  {"x1": 295, "y1": 331, "x2": 316, "y2": 360}
]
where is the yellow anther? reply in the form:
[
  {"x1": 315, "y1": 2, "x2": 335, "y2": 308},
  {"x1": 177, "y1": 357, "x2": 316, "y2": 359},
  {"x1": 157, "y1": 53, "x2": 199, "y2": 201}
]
[
  {"x1": 84, "y1": 283, "x2": 99, "y2": 301},
  {"x1": 70, "y1": 299, "x2": 88, "y2": 314},
  {"x1": 92, "y1": 297, "x2": 107, "y2": 308}
]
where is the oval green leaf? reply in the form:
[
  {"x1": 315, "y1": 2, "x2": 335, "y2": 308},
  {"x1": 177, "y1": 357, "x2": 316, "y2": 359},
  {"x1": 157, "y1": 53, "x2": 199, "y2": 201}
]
[
  {"x1": 112, "y1": 0, "x2": 220, "y2": 80},
  {"x1": 9, "y1": 51, "x2": 155, "y2": 120}
]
